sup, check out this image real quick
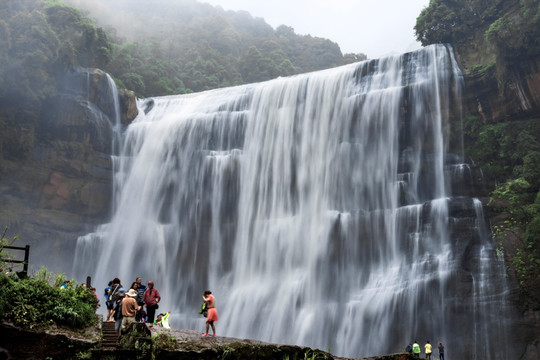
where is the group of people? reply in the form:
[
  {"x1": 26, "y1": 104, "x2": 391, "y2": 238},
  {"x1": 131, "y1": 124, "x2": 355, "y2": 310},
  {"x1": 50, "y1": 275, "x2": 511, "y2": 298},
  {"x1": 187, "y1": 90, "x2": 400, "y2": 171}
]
[
  {"x1": 104, "y1": 277, "x2": 162, "y2": 338},
  {"x1": 406, "y1": 341, "x2": 444, "y2": 359},
  {"x1": 104, "y1": 280, "x2": 218, "y2": 338}
]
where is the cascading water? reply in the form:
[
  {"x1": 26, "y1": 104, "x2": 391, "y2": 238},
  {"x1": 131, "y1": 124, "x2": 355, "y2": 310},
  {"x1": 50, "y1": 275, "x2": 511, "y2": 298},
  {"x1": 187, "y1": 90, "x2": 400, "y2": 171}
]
[{"x1": 73, "y1": 44, "x2": 516, "y2": 358}]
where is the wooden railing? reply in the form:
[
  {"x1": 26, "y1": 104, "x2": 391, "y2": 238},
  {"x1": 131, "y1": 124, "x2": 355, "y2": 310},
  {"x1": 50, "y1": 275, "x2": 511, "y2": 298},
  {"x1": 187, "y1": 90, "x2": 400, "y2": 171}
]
[{"x1": 2, "y1": 245, "x2": 30, "y2": 275}]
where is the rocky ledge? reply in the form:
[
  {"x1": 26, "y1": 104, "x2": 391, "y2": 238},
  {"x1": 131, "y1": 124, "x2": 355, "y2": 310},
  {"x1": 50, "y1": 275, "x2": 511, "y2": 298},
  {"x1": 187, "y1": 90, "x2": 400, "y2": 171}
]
[{"x1": 0, "y1": 322, "x2": 416, "y2": 360}]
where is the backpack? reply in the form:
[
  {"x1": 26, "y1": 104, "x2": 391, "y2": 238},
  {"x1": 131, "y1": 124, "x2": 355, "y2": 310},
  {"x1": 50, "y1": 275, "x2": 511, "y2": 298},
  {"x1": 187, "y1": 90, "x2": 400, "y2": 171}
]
[
  {"x1": 113, "y1": 299, "x2": 123, "y2": 321},
  {"x1": 109, "y1": 284, "x2": 120, "y2": 303},
  {"x1": 199, "y1": 302, "x2": 208, "y2": 317}
]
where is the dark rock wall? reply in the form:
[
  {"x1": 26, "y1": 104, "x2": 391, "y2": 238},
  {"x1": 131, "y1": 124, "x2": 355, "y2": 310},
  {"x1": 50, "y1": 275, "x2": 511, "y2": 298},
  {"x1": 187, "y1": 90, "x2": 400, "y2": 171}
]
[
  {"x1": 0, "y1": 323, "x2": 96, "y2": 360},
  {"x1": 0, "y1": 68, "x2": 137, "y2": 275},
  {"x1": 456, "y1": 45, "x2": 540, "y2": 359},
  {"x1": 462, "y1": 57, "x2": 540, "y2": 124},
  {"x1": 0, "y1": 321, "x2": 421, "y2": 360}
]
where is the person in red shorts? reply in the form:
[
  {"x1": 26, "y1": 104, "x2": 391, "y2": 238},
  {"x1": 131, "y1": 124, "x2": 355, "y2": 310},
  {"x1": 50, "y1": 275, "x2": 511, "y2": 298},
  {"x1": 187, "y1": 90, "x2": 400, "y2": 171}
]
[{"x1": 202, "y1": 290, "x2": 219, "y2": 337}]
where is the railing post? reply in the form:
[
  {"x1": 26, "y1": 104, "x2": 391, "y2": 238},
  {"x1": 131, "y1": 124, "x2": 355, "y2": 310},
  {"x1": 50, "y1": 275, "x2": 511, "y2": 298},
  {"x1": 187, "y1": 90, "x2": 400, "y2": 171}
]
[{"x1": 23, "y1": 245, "x2": 30, "y2": 274}]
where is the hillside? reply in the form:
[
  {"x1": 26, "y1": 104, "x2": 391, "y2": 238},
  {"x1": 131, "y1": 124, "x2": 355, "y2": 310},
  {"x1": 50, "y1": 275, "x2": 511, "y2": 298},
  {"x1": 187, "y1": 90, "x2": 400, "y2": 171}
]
[
  {"x1": 0, "y1": 0, "x2": 365, "y2": 159},
  {"x1": 63, "y1": 0, "x2": 366, "y2": 96}
]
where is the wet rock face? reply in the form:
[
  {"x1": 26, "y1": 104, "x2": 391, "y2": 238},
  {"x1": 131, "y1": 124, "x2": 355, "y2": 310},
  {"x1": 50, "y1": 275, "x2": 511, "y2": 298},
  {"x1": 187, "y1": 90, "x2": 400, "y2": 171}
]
[
  {"x1": 455, "y1": 47, "x2": 540, "y2": 359},
  {"x1": 0, "y1": 323, "x2": 96, "y2": 360},
  {"x1": 0, "y1": 68, "x2": 137, "y2": 274},
  {"x1": 462, "y1": 57, "x2": 540, "y2": 124}
]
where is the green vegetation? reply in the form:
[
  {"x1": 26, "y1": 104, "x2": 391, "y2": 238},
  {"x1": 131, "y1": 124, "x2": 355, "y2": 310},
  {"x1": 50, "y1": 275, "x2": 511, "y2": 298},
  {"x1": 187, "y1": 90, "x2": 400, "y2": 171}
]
[
  {"x1": 63, "y1": 0, "x2": 365, "y2": 97},
  {"x1": 463, "y1": 118, "x2": 540, "y2": 185},
  {"x1": 469, "y1": 61, "x2": 496, "y2": 76},
  {"x1": 414, "y1": 0, "x2": 510, "y2": 46},
  {"x1": 0, "y1": 267, "x2": 99, "y2": 329},
  {"x1": 490, "y1": 179, "x2": 540, "y2": 309},
  {"x1": 463, "y1": 116, "x2": 540, "y2": 308},
  {"x1": 152, "y1": 332, "x2": 177, "y2": 351},
  {"x1": 415, "y1": 0, "x2": 540, "y2": 89},
  {"x1": 0, "y1": 0, "x2": 112, "y2": 104},
  {"x1": 0, "y1": 0, "x2": 113, "y2": 160},
  {"x1": 0, "y1": 0, "x2": 365, "y2": 162},
  {"x1": 484, "y1": 0, "x2": 540, "y2": 60}
]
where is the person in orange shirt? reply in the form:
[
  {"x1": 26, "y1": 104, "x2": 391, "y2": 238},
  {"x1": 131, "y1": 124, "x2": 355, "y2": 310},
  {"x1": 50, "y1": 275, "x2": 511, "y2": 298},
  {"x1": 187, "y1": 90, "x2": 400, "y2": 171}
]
[
  {"x1": 122, "y1": 288, "x2": 141, "y2": 330},
  {"x1": 202, "y1": 290, "x2": 218, "y2": 337}
]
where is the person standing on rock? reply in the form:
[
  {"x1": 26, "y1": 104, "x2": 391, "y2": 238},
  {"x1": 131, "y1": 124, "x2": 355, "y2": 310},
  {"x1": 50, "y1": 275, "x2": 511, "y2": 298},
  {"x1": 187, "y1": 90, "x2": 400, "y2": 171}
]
[
  {"x1": 107, "y1": 278, "x2": 122, "y2": 321},
  {"x1": 112, "y1": 288, "x2": 125, "y2": 338},
  {"x1": 135, "y1": 277, "x2": 147, "y2": 307},
  {"x1": 143, "y1": 280, "x2": 161, "y2": 327},
  {"x1": 202, "y1": 290, "x2": 218, "y2": 337},
  {"x1": 438, "y1": 341, "x2": 445, "y2": 360},
  {"x1": 424, "y1": 340, "x2": 432, "y2": 359},
  {"x1": 122, "y1": 288, "x2": 141, "y2": 330},
  {"x1": 412, "y1": 341, "x2": 421, "y2": 357}
]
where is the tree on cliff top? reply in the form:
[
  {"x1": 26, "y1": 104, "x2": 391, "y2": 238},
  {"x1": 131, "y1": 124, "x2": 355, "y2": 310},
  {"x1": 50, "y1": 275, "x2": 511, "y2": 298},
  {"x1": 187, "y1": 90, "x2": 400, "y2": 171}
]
[
  {"x1": 415, "y1": 0, "x2": 540, "y2": 60},
  {"x1": 0, "y1": 0, "x2": 112, "y2": 105},
  {"x1": 0, "y1": 0, "x2": 114, "y2": 160}
]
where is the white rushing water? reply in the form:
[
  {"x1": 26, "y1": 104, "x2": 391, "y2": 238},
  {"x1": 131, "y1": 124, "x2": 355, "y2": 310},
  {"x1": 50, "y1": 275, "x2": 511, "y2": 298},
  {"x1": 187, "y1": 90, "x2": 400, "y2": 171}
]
[{"x1": 73, "y1": 44, "x2": 513, "y2": 358}]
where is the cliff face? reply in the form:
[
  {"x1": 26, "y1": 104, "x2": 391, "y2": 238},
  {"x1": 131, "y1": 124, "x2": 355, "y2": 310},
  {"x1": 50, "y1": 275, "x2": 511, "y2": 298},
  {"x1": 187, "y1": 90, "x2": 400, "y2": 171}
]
[
  {"x1": 449, "y1": 1, "x2": 540, "y2": 125},
  {"x1": 462, "y1": 62, "x2": 540, "y2": 360},
  {"x1": 452, "y1": 13, "x2": 540, "y2": 358},
  {"x1": 460, "y1": 54, "x2": 540, "y2": 125},
  {"x1": 0, "y1": 68, "x2": 137, "y2": 275}
]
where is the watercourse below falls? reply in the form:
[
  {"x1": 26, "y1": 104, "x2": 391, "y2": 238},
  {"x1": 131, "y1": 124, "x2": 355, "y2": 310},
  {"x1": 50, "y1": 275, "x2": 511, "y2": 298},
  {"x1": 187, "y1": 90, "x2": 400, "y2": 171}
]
[{"x1": 73, "y1": 44, "x2": 519, "y2": 359}]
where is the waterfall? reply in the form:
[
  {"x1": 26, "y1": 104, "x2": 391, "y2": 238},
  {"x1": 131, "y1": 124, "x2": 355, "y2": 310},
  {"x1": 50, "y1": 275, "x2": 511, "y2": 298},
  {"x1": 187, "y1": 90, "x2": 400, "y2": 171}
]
[{"x1": 73, "y1": 44, "x2": 515, "y2": 358}]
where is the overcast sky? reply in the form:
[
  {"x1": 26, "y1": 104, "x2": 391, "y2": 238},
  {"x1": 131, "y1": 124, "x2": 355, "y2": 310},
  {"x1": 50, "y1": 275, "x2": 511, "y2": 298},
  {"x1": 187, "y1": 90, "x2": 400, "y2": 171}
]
[{"x1": 203, "y1": 0, "x2": 430, "y2": 59}]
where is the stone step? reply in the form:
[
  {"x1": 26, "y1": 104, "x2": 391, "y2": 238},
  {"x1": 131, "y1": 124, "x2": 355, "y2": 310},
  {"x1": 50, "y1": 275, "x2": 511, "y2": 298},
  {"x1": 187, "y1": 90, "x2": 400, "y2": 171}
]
[{"x1": 101, "y1": 321, "x2": 118, "y2": 349}]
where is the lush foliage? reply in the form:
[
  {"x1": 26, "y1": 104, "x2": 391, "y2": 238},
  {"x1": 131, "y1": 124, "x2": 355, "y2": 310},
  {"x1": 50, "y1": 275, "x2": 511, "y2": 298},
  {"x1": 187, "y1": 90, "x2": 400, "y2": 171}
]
[
  {"x1": 0, "y1": 0, "x2": 365, "y2": 160},
  {"x1": 153, "y1": 333, "x2": 178, "y2": 351},
  {"x1": 462, "y1": 113, "x2": 540, "y2": 308},
  {"x1": 463, "y1": 116, "x2": 540, "y2": 308},
  {"x1": 415, "y1": 0, "x2": 511, "y2": 46},
  {"x1": 0, "y1": 0, "x2": 112, "y2": 104},
  {"x1": 491, "y1": 180, "x2": 540, "y2": 309},
  {"x1": 63, "y1": 0, "x2": 365, "y2": 96},
  {"x1": 0, "y1": 267, "x2": 99, "y2": 329},
  {"x1": 485, "y1": 0, "x2": 540, "y2": 60},
  {"x1": 415, "y1": 0, "x2": 540, "y2": 88},
  {"x1": 0, "y1": 0, "x2": 113, "y2": 160},
  {"x1": 463, "y1": 118, "x2": 540, "y2": 187}
]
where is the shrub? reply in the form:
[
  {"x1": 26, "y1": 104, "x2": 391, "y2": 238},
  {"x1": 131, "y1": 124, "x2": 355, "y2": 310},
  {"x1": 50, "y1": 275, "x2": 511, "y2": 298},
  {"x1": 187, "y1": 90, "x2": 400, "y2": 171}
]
[{"x1": 0, "y1": 269, "x2": 99, "y2": 329}]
